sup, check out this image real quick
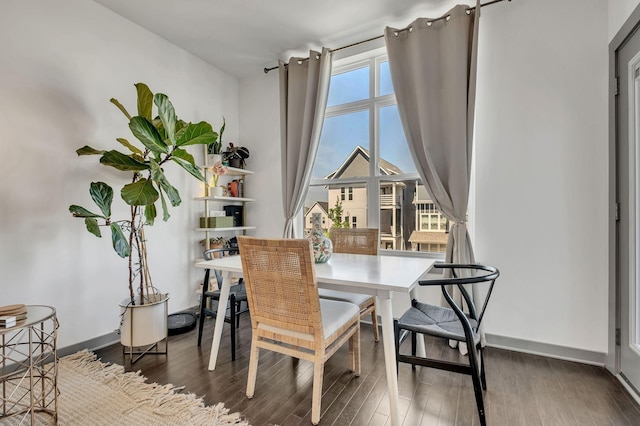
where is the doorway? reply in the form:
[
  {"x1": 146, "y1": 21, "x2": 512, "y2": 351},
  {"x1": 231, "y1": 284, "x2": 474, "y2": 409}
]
[{"x1": 615, "y1": 15, "x2": 640, "y2": 395}]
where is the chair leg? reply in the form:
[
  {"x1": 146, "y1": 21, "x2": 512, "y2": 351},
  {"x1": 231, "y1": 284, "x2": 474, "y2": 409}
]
[
  {"x1": 230, "y1": 293, "x2": 236, "y2": 361},
  {"x1": 349, "y1": 324, "x2": 361, "y2": 376},
  {"x1": 479, "y1": 344, "x2": 487, "y2": 390},
  {"x1": 236, "y1": 301, "x2": 242, "y2": 328},
  {"x1": 371, "y1": 308, "x2": 379, "y2": 342},
  {"x1": 197, "y1": 270, "x2": 210, "y2": 347},
  {"x1": 311, "y1": 361, "x2": 325, "y2": 425},
  {"x1": 467, "y1": 340, "x2": 486, "y2": 426},
  {"x1": 393, "y1": 319, "x2": 400, "y2": 372},
  {"x1": 411, "y1": 329, "x2": 417, "y2": 371},
  {"x1": 246, "y1": 338, "x2": 260, "y2": 399}
]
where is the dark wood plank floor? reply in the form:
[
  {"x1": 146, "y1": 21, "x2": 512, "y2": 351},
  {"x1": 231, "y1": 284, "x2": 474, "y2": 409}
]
[{"x1": 94, "y1": 313, "x2": 640, "y2": 425}]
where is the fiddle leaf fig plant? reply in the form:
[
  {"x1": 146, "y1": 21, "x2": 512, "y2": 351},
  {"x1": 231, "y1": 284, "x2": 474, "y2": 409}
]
[{"x1": 69, "y1": 83, "x2": 217, "y2": 304}]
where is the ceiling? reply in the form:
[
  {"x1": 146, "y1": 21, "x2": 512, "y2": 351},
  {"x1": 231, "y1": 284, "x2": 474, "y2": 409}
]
[{"x1": 93, "y1": 0, "x2": 470, "y2": 79}]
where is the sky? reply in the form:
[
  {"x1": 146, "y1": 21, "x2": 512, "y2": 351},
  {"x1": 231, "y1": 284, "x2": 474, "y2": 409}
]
[{"x1": 309, "y1": 60, "x2": 417, "y2": 189}]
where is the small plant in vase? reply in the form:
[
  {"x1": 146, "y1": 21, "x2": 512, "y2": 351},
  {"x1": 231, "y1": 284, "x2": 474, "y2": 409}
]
[
  {"x1": 210, "y1": 161, "x2": 228, "y2": 196},
  {"x1": 206, "y1": 117, "x2": 225, "y2": 165},
  {"x1": 223, "y1": 142, "x2": 250, "y2": 169}
]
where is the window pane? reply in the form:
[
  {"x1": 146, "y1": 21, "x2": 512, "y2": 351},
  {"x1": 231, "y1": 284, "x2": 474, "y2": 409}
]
[
  {"x1": 379, "y1": 105, "x2": 417, "y2": 175},
  {"x1": 379, "y1": 179, "x2": 447, "y2": 253},
  {"x1": 312, "y1": 110, "x2": 369, "y2": 178},
  {"x1": 379, "y1": 61, "x2": 394, "y2": 96},
  {"x1": 305, "y1": 183, "x2": 368, "y2": 232},
  {"x1": 327, "y1": 66, "x2": 369, "y2": 107}
]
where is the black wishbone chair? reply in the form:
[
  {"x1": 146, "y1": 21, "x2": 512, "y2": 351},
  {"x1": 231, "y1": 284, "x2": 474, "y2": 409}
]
[
  {"x1": 394, "y1": 263, "x2": 500, "y2": 426},
  {"x1": 198, "y1": 247, "x2": 249, "y2": 361}
]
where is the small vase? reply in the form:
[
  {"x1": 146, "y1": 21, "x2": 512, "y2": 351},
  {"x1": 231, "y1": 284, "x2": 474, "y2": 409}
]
[
  {"x1": 207, "y1": 153, "x2": 222, "y2": 165},
  {"x1": 210, "y1": 186, "x2": 224, "y2": 197},
  {"x1": 309, "y1": 213, "x2": 332, "y2": 263}
]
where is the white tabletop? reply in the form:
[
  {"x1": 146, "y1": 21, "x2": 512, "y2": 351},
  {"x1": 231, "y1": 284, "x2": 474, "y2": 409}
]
[{"x1": 195, "y1": 252, "x2": 435, "y2": 294}]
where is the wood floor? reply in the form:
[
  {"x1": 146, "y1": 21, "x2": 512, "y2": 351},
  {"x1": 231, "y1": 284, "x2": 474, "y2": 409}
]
[{"x1": 94, "y1": 313, "x2": 640, "y2": 425}]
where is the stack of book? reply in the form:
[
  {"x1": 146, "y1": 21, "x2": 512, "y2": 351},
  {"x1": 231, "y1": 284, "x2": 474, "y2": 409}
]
[
  {"x1": 0, "y1": 304, "x2": 27, "y2": 327},
  {"x1": 0, "y1": 316, "x2": 16, "y2": 327}
]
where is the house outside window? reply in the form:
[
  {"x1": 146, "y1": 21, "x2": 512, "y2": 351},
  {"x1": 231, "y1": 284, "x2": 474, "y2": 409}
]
[{"x1": 303, "y1": 47, "x2": 448, "y2": 254}]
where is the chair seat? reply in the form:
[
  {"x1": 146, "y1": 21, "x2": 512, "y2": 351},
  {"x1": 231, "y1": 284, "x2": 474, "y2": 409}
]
[
  {"x1": 320, "y1": 299, "x2": 360, "y2": 338},
  {"x1": 397, "y1": 300, "x2": 479, "y2": 345},
  {"x1": 318, "y1": 288, "x2": 373, "y2": 310},
  {"x1": 206, "y1": 283, "x2": 247, "y2": 301}
]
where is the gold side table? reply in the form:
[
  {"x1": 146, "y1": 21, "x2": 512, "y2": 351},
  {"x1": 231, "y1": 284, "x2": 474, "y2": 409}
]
[{"x1": 0, "y1": 305, "x2": 59, "y2": 425}]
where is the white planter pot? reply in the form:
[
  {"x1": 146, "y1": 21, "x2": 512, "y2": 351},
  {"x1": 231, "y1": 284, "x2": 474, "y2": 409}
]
[
  {"x1": 207, "y1": 153, "x2": 222, "y2": 165},
  {"x1": 210, "y1": 186, "x2": 224, "y2": 197},
  {"x1": 119, "y1": 294, "x2": 169, "y2": 347}
]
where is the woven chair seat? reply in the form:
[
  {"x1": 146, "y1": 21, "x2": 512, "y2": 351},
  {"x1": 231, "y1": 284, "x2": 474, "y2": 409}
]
[{"x1": 397, "y1": 300, "x2": 480, "y2": 345}]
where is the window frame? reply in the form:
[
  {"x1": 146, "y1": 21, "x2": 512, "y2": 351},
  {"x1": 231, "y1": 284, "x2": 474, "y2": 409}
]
[{"x1": 307, "y1": 48, "x2": 441, "y2": 257}]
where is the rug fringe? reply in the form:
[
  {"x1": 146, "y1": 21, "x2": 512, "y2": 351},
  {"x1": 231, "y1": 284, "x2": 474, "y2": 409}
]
[{"x1": 60, "y1": 350, "x2": 250, "y2": 425}]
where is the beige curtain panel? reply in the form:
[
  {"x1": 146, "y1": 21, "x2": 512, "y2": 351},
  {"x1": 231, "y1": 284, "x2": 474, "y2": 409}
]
[
  {"x1": 385, "y1": 2, "x2": 481, "y2": 353},
  {"x1": 279, "y1": 48, "x2": 332, "y2": 238}
]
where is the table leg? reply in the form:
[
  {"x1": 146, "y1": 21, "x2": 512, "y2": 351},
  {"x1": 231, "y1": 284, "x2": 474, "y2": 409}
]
[
  {"x1": 409, "y1": 287, "x2": 426, "y2": 358},
  {"x1": 377, "y1": 291, "x2": 400, "y2": 426},
  {"x1": 208, "y1": 271, "x2": 232, "y2": 371}
]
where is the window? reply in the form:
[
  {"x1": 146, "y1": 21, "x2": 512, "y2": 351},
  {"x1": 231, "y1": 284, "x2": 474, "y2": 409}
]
[{"x1": 303, "y1": 49, "x2": 447, "y2": 254}]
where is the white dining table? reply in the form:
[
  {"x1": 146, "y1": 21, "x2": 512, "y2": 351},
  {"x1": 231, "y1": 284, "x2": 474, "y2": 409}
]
[{"x1": 195, "y1": 252, "x2": 436, "y2": 426}]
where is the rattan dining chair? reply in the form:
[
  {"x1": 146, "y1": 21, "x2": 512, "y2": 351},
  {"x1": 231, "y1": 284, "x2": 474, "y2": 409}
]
[
  {"x1": 318, "y1": 228, "x2": 380, "y2": 341},
  {"x1": 237, "y1": 236, "x2": 361, "y2": 426},
  {"x1": 393, "y1": 263, "x2": 500, "y2": 426}
]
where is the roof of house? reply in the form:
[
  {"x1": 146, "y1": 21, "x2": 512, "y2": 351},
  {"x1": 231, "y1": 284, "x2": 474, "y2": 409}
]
[
  {"x1": 324, "y1": 146, "x2": 403, "y2": 179},
  {"x1": 408, "y1": 230, "x2": 449, "y2": 245}
]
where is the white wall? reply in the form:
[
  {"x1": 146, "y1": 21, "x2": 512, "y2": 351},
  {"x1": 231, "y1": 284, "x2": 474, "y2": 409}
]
[
  {"x1": 240, "y1": 0, "x2": 611, "y2": 356},
  {"x1": 609, "y1": 0, "x2": 640, "y2": 41},
  {"x1": 238, "y1": 72, "x2": 284, "y2": 238},
  {"x1": 0, "y1": 0, "x2": 238, "y2": 348},
  {"x1": 473, "y1": 0, "x2": 609, "y2": 353}
]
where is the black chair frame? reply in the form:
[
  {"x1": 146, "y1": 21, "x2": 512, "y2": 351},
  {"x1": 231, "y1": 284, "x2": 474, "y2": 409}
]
[
  {"x1": 198, "y1": 248, "x2": 249, "y2": 361},
  {"x1": 394, "y1": 263, "x2": 499, "y2": 426}
]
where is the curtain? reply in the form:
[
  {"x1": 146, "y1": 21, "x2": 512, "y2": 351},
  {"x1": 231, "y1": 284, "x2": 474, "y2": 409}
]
[
  {"x1": 385, "y1": 2, "x2": 481, "y2": 354},
  {"x1": 279, "y1": 48, "x2": 332, "y2": 238}
]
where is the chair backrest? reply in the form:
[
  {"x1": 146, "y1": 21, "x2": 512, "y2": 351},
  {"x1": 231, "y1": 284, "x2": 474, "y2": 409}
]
[
  {"x1": 329, "y1": 228, "x2": 379, "y2": 255},
  {"x1": 237, "y1": 236, "x2": 324, "y2": 341},
  {"x1": 203, "y1": 247, "x2": 240, "y2": 288}
]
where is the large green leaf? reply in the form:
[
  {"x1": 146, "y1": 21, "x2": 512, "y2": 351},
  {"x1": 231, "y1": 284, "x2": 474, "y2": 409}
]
[
  {"x1": 144, "y1": 203, "x2": 157, "y2": 226},
  {"x1": 121, "y1": 178, "x2": 159, "y2": 206},
  {"x1": 154, "y1": 93, "x2": 176, "y2": 146},
  {"x1": 172, "y1": 157, "x2": 204, "y2": 181},
  {"x1": 100, "y1": 150, "x2": 149, "y2": 171},
  {"x1": 85, "y1": 217, "x2": 101, "y2": 237},
  {"x1": 129, "y1": 116, "x2": 168, "y2": 154},
  {"x1": 116, "y1": 138, "x2": 143, "y2": 156},
  {"x1": 171, "y1": 147, "x2": 195, "y2": 166},
  {"x1": 176, "y1": 122, "x2": 216, "y2": 147},
  {"x1": 89, "y1": 181, "x2": 113, "y2": 217},
  {"x1": 110, "y1": 98, "x2": 132, "y2": 120},
  {"x1": 76, "y1": 146, "x2": 105, "y2": 156},
  {"x1": 69, "y1": 205, "x2": 102, "y2": 218},
  {"x1": 150, "y1": 161, "x2": 181, "y2": 207},
  {"x1": 159, "y1": 190, "x2": 170, "y2": 221},
  {"x1": 110, "y1": 223, "x2": 130, "y2": 258},
  {"x1": 135, "y1": 83, "x2": 153, "y2": 122}
]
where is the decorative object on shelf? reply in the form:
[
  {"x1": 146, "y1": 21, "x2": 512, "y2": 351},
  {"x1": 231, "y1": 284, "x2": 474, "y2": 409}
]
[
  {"x1": 210, "y1": 161, "x2": 228, "y2": 196},
  {"x1": 68, "y1": 83, "x2": 217, "y2": 357},
  {"x1": 223, "y1": 142, "x2": 250, "y2": 169},
  {"x1": 200, "y1": 236, "x2": 227, "y2": 251},
  {"x1": 308, "y1": 213, "x2": 332, "y2": 263},
  {"x1": 206, "y1": 116, "x2": 225, "y2": 164}
]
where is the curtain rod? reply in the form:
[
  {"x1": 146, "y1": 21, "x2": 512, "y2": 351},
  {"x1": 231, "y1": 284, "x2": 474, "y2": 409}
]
[{"x1": 263, "y1": 0, "x2": 510, "y2": 74}]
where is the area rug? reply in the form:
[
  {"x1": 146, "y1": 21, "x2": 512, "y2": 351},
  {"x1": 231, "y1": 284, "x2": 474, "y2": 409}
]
[{"x1": 2, "y1": 350, "x2": 249, "y2": 425}]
